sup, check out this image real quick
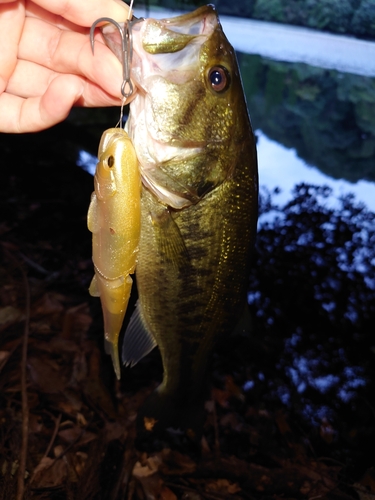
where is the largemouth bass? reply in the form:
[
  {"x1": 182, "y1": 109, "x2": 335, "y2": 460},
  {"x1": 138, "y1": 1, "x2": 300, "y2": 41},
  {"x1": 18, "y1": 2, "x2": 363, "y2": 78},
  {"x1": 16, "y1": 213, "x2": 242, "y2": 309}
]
[
  {"x1": 102, "y1": 5, "x2": 258, "y2": 436},
  {"x1": 88, "y1": 128, "x2": 141, "y2": 380}
]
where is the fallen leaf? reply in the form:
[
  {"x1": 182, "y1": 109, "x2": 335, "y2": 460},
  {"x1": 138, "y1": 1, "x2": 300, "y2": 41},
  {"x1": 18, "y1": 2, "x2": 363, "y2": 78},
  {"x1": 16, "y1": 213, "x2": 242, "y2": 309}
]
[
  {"x1": 180, "y1": 493, "x2": 202, "y2": 500},
  {"x1": 275, "y1": 410, "x2": 292, "y2": 435},
  {"x1": 32, "y1": 292, "x2": 64, "y2": 318},
  {"x1": 137, "y1": 474, "x2": 163, "y2": 500},
  {"x1": 31, "y1": 457, "x2": 67, "y2": 488},
  {"x1": 220, "y1": 412, "x2": 242, "y2": 431},
  {"x1": 354, "y1": 483, "x2": 375, "y2": 500},
  {"x1": 104, "y1": 420, "x2": 127, "y2": 441},
  {"x1": 74, "y1": 451, "x2": 88, "y2": 476},
  {"x1": 160, "y1": 450, "x2": 196, "y2": 475},
  {"x1": 225, "y1": 375, "x2": 245, "y2": 402},
  {"x1": 29, "y1": 413, "x2": 43, "y2": 433},
  {"x1": 58, "y1": 426, "x2": 96, "y2": 446},
  {"x1": 212, "y1": 387, "x2": 229, "y2": 408},
  {"x1": 0, "y1": 305, "x2": 24, "y2": 325},
  {"x1": 28, "y1": 356, "x2": 67, "y2": 393},
  {"x1": 205, "y1": 478, "x2": 241, "y2": 495},
  {"x1": 133, "y1": 456, "x2": 162, "y2": 478},
  {"x1": 160, "y1": 486, "x2": 178, "y2": 500},
  {"x1": 144, "y1": 416, "x2": 158, "y2": 431},
  {"x1": 61, "y1": 302, "x2": 91, "y2": 340},
  {"x1": 319, "y1": 417, "x2": 336, "y2": 444},
  {"x1": 359, "y1": 467, "x2": 375, "y2": 492},
  {"x1": 0, "y1": 351, "x2": 10, "y2": 371}
]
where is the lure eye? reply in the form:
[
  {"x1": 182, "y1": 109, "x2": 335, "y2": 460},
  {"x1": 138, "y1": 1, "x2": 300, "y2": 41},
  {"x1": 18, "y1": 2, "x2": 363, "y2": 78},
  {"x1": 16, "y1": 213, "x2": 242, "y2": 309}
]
[
  {"x1": 208, "y1": 66, "x2": 230, "y2": 93},
  {"x1": 107, "y1": 155, "x2": 114, "y2": 168}
]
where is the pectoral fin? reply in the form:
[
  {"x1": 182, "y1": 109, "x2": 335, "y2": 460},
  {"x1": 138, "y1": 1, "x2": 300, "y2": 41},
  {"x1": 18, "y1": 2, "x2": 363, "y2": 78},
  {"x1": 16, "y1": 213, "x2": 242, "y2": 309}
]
[
  {"x1": 151, "y1": 208, "x2": 189, "y2": 268},
  {"x1": 142, "y1": 166, "x2": 198, "y2": 209}
]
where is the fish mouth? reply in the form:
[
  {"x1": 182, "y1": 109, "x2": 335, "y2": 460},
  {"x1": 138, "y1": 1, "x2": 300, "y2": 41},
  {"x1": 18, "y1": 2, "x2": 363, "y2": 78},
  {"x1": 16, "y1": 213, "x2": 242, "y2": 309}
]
[
  {"x1": 129, "y1": 6, "x2": 218, "y2": 89},
  {"x1": 100, "y1": 6, "x2": 219, "y2": 88}
]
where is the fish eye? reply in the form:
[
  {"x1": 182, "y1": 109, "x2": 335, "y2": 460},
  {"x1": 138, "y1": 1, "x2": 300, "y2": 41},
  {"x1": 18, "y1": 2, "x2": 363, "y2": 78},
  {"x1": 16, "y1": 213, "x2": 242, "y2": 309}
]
[
  {"x1": 107, "y1": 155, "x2": 114, "y2": 168},
  {"x1": 208, "y1": 66, "x2": 230, "y2": 93}
]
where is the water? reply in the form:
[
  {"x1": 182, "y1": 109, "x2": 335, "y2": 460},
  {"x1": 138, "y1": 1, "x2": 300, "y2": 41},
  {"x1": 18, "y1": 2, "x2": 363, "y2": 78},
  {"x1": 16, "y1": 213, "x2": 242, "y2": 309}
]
[
  {"x1": 256, "y1": 131, "x2": 375, "y2": 212},
  {"x1": 239, "y1": 52, "x2": 375, "y2": 209},
  {"x1": 235, "y1": 48, "x2": 375, "y2": 455}
]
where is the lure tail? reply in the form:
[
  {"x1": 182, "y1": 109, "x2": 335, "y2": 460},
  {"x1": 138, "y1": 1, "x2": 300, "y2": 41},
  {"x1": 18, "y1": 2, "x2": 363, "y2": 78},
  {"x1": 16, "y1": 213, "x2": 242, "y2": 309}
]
[{"x1": 90, "y1": 271, "x2": 133, "y2": 379}]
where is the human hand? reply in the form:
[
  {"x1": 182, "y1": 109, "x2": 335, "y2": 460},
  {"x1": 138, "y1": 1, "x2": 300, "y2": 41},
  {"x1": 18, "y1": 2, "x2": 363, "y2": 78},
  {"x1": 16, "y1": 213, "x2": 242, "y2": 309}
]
[{"x1": 0, "y1": 0, "x2": 132, "y2": 133}]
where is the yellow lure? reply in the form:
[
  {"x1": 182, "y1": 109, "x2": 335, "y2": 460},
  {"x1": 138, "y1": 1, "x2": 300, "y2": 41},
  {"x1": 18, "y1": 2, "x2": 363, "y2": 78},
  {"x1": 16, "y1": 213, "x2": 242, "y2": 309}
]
[{"x1": 87, "y1": 128, "x2": 141, "y2": 379}]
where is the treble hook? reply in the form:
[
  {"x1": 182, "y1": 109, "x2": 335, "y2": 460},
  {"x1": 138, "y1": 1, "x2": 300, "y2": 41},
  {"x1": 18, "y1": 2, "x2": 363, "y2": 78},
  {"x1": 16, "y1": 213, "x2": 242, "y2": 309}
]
[{"x1": 90, "y1": 17, "x2": 136, "y2": 99}]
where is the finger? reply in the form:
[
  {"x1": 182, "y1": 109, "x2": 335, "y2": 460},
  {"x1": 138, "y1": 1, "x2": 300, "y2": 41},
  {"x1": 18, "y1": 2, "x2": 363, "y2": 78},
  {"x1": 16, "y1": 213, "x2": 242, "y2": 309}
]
[
  {"x1": 0, "y1": 73, "x2": 118, "y2": 133},
  {"x1": 28, "y1": 0, "x2": 130, "y2": 27},
  {"x1": 7, "y1": 59, "x2": 122, "y2": 107},
  {"x1": 25, "y1": 0, "x2": 87, "y2": 33},
  {"x1": 6, "y1": 60, "x2": 52, "y2": 98},
  {"x1": 0, "y1": 0, "x2": 25, "y2": 91},
  {"x1": 19, "y1": 17, "x2": 128, "y2": 100}
]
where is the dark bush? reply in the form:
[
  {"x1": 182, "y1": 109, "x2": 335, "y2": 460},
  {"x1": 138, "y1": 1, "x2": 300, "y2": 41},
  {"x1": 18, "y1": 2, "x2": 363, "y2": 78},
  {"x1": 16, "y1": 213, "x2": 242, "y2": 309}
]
[
  {"x1": 306, "y1": 0, "x2": 353, "y2": 33},
  {"x1": 350, "y1": 0, "x2": 375, "y2": 37},
  {"x1": 253, "y1": 0, "x2": 285, "y2": 22},
  {"x1": 215, "y1": 0, "x2": 256, "y2": 18}
]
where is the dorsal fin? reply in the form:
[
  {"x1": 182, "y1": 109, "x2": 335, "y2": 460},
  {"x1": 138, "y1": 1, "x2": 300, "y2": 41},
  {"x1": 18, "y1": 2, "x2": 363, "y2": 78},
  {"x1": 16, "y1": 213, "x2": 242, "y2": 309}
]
[{"x1": 122, "y1": 303, "x2": 157, "y2": 367}]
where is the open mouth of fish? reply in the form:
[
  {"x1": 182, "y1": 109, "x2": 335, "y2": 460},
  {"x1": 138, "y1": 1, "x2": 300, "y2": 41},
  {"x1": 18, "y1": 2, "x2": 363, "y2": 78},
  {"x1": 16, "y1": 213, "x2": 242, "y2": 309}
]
[{"x1": 128, "y1": 9, "x2": 218, "y2": 171}]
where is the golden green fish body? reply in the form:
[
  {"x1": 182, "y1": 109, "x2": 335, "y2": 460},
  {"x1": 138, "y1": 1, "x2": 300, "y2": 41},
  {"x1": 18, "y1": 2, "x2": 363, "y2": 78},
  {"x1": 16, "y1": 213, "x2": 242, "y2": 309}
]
[
  {"x1": 134, "y1": 151, "x2": 256, "y2": 432},
  {"x1": 87, "y1": 128, "x2": 141, "y2": 379},
  {"x1": 102, "y1": 5, "x2": 258, "y2": 432}
]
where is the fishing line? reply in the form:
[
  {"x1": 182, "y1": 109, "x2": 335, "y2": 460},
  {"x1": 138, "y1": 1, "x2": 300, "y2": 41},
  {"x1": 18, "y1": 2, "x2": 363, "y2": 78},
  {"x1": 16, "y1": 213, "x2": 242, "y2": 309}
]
[{"x1": 119, "y1": 0, "x2": 135, "y2": 127}]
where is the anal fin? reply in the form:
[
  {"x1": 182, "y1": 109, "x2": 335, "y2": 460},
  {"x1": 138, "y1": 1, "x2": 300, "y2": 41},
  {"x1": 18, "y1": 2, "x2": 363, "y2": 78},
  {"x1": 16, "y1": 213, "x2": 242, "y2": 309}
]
[{"x1": 122, "y1": 302, "x2": 157, "y2": 367}]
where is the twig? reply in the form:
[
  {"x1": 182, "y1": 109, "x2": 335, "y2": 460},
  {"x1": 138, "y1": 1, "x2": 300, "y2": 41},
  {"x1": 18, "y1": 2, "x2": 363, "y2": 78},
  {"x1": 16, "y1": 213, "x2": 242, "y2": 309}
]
[
  {"x1": 0, "y1": 338, "x2": 23, "y2": 374},
  {"x1": 211, "y1": 397, "x2": 220, "y2": 457},
  {"x1": 16, "y1": 263, "x2": 31, "y2": 500},
  {"x1": 164, "y1": 480, "x2": 244, "y2": 500},
  {"x1": 18, "y1": 252, "x2": 50, "y2": 276},
  {"x1": 3, "y1": 245, "x2": 32, "y2": 500},
  {"x1": 43, "y1": 413, "x2": 62, "y2": 458},
  {"x1": 30, "y1": 417, "x2": 94, "y2": 487},
  {"x1": 53, "y1": 422, "x2": 91, "y2": 461},
  {"x1": 111, "y1": 443, "x2": 138, "y2": 500}
]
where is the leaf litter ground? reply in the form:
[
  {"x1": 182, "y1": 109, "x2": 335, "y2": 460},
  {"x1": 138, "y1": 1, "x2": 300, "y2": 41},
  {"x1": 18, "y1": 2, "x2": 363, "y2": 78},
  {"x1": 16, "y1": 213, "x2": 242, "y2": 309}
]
[{"x1": 0, "y1": 122, "x2": 373, "y2": 500}]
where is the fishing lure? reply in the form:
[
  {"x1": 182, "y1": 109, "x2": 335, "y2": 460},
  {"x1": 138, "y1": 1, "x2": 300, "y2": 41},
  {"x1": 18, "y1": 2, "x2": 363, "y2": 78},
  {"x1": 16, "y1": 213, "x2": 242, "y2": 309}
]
[{"x1": 87, "y1": 127, "x2": 141, "y2": 379}]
